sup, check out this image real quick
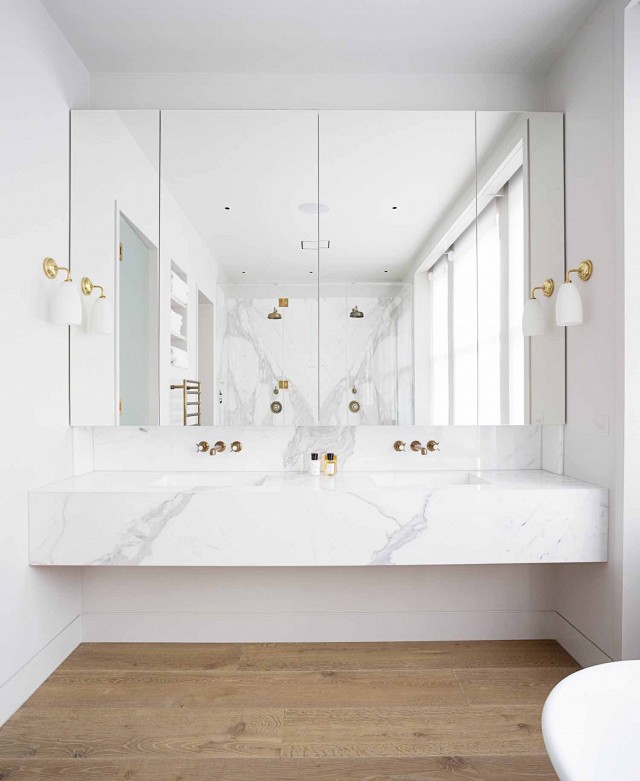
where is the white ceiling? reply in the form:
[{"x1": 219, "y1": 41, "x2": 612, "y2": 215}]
[{"x1": 42, "y1": 0, "x2": 598, "y2": 76}]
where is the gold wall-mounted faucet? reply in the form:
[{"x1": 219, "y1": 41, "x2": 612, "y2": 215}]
[
  {"x1": 209, "y1": 441, "x2": 226, "y2": 456},
  {"x1": 411, "y1": 440, "x2": 440, "y2": 455}
]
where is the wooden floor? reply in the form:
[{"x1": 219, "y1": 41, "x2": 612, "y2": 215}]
[{"x1": 0, "y1": 640, "x2": 578, "y2": 780}]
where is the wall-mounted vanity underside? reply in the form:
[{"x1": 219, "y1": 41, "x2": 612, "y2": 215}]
[{"x1": 30, "y1": 110, "x2": 608, "y2": 568}]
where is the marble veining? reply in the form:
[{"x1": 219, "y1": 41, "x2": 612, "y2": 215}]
[{"x1": 29, "y1": 469, "x2": 608, "y2": 567}]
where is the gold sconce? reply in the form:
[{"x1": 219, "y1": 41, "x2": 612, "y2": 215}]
[
  {"x1": 556, "y1": 259, "x2": 593, "y2": 327},
  {"x1": 43, "y1": 256, "x2": 71, "y2": 282},
  {"x1": 531, "y1": 278, "x2": 555, "y2": 300},
  {"x1": 80, "y1": 276, "x2": 112, "y2": 335},
  {"x1": 81, "y1": 277, "x2": 105, "y2": 299},
  {"x1": 522, "y1": 278, "x2": 554, "y2": 337},
  {"x1": 42, "y1": 257, "x2": 82, "y2": 325},
  {"x1": 564, "y1": 259, "x2": 593, "y2": 285}
]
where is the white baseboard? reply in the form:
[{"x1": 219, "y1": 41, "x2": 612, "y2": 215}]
[
  {"x1": 82, "y1": 609, "x2": 557, "y2": 643},
  {"x1": 554, "y1": 612, "x2": 613, "y2": 667},
  {"x1": 0, "y1": 610, "x2": 609, "y2": 724},
  {"x1": 0, "y1": 615, "x2": 81, "y2": 726}
]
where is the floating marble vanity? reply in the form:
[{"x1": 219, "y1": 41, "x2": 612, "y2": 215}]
[{"x1": 29, "y1": 470, "x2": 608, "y2": 567}]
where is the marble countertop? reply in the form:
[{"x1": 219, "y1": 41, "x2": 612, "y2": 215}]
[{"x1": 29, "y1": 469, "x2": 608, "y2": 567}]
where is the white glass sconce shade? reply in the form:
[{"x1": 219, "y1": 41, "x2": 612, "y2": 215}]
[
  {"x1": 51, "y1": 280, "x2": 82, "y2": 325},
  {"x1": 522, "y1": 297, "x2": 546, "y2": 336},
  {"x1": 91, "y1": 296, "x2": 113, "y2": 335},
  {"x1": 522, "y1": 277, "x2": 554, "y2": 336},
  {"x1": 556, "y1": 281, "x2": 583, "y2": 327}
]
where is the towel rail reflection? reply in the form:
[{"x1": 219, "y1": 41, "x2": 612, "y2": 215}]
[{"x1": 170, "y1": 379, "x2": 201, "y2": 426}]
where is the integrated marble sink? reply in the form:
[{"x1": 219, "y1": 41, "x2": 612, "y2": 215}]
[
  {"x1": 29, "y1": 469, "x2": 608, "y2": 567},
  {"x1": 151, "y1": 473, "x2": 268, "y2": 488},
  {"x1": 370, "y1": 471, "x2": 487, "y2": 488}
]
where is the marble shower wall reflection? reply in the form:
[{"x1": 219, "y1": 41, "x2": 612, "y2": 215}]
[
  {"x1": 217, "y1": 284, "x2": 319, "y2": 426},
  {"x1": 320, "y1": 283, "x2": 413, "y2": 425},
  {"x1": 217, "y1": 282, "x2": 413, "y2": 426}
]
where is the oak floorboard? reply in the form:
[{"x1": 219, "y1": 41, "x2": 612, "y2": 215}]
[
  {"x1": 454, "y1": 667, "x2": 578, "y2": 706},
  {"x1": 24, "y1": 670, "x2": 466, "y2": 709},
  {"x1": 0, "y1": 707, "x2": 283, "y2": 759},
  {"x1": 0, "y1": 755, "x2": 559, "y2": 780},
  {"x1": 282, "y1": 705, "x2": 546, "y2": 757},
  {"x1": 57, "y1": 643, "x2": 243, "y2": 672},
  {"x1": 238, "y1": 640, "x2": 577, "y2": 671}
]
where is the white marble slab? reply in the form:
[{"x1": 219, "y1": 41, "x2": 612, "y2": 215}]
[
  {"x1": 29, "y1": 469, "x2": 607, "y2": 567},
  {"x1": 90, "y1": 424, "x2": 544, "y2": 473}
]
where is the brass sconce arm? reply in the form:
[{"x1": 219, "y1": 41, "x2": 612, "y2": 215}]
[
  {"x1": 565, "y1": 259, "x2": 593, "y2": 284},
  {"x1": 81, "y1": 277, "x2": 106, "y2": 299},
  {"x1": 43, "y1": 257, "x2": 72, "y2": 282},
  {"x1": 530, "y1": 278, "x2": 555, "y2": 300}
]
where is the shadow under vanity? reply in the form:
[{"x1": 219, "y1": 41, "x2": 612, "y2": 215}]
[{"x1": 32, "y1": 110, "x2": 607, "y2": 569}]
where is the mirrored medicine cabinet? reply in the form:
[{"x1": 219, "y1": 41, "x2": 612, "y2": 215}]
[{"x1": 69, "y1": 109, "x2": 565, "y2": 427}]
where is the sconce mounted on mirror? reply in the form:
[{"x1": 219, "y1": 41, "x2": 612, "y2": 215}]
[
  {"x1": 556, "y1": 259, "x2": 593, "y2": 327},
  {"x1": 42, "y1": 257, "x2": 82, "y2": 325},
  {"x1": 522, "y1": 278, "x2": 554, "y2": 337},
  {"x1": 81, "y1": 276, "x2": 113, "y2": 335}
]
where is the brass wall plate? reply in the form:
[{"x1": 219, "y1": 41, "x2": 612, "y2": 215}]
[
  {"x1": 278, "y1": 380, "x2": 289, "y2": 390},
  {"x1": 271, "y1": 400, "x2": 283, "y2": 414},
  {"x1": 278, "y1": 298, "x2": 289, "y2": 307},
  {"x1": 80, "y1": 277, "x2": 94, "y2": 296},
  {"x1": 541, "y1": 278, "x2": 554, "y2": 297},
  {"x1": 576, "y1": 259, "x2": 593, "y2": 281},
  {"x1": 43, "y1": 257, "x2": 59, "y2": 279},
  {"x1": 349, "y1": 400, "x2": 361, "y2": 413}
]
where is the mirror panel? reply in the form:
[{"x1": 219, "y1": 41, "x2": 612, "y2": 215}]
[
  {"x1": 477, "y1": 112, "x2": 564, "y2": 424},
  {"x1": 160, "y1": 110, "x2": 319, "y2": 426},
  {"x1": 318, "y1": 111, "x2": 477, "y2": 425},
  {"x1": 69, "y1": 110, "x2": 564, "y2": 427},
  {"x1": 70, "y1": 110, "x2": 160, "y2": 426}
]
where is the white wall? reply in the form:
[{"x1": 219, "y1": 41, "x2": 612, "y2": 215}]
[
  {"x1": 90, "y1": 72, "x2": 546, "y2": 111},
  {"x1": 544, "y1": 0, "x2": 625, "y2": 660},
  {"x1": 0, "y1": 0, "x2": 89, "y2": 723},
  {"x1": 623, "y1": 0, "x2": 640, "y2": 658}
]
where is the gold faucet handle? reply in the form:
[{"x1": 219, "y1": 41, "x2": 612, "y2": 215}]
[
  {"x1": 196, "y1": 441, "x2": 209, "y2": 453},
  {"x1": 426, "y1": 440, "x2": 440, "y2": 452},
  {"x1": 209, "y1": 441, "x2": 226, "y2": 456},
  {"x1": 393, "y1": 440, "x2": 406, "y2": 452},
  {"x1": 231, "y1": 441, "x2": 242, "y2": 452}
]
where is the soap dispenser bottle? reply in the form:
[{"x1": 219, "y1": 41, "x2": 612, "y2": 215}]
[
  {"x1": 308, "y1": 452, "x2": 321, "y2": 476},
  {"x1": 324, "y1": 452, "x2": 338, "y2": 476}
]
